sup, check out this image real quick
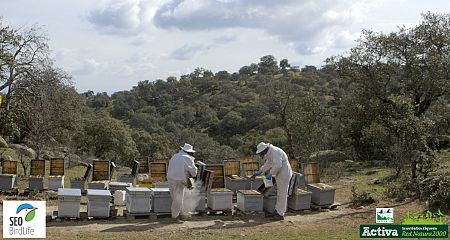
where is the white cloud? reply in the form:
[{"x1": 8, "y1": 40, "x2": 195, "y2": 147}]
[
  {"x1": 152, "y1": 0, "x2": 376, "y2": 55},
  {"x1": 86, "y1": 0, "x2": 162, "y2": 35}
]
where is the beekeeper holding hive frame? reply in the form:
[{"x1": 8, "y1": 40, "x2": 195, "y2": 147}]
[
  {"x1": 252, "y1": 142, "x2": 292, "y2": 220},
  {"x1": 167, "y1": 143, "x2": 198, "y2": 222}
]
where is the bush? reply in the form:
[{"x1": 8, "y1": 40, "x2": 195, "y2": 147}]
[
  {"x1": 351, "y1": 186, "x2": 376, "y2": 206},
  {"x1": 419, "y1": 174, "x2": 450, "y2": 213},
  {"x1": 384, "y1": 181, "x2": 415, "y2": 202}
]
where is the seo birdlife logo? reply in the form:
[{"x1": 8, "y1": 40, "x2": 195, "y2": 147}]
[{"x1": 3, "y1": 201, "x2": 46, "y2": 238}]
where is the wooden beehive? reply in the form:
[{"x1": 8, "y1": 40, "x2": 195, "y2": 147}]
[
  {"x1": 289, "y1": 159, "x2": 299, "y2": 173},
  {"x1": 205, "y1": 164, "x2": 225, "y2": 188},
  {"x1": 201, "y1": 169, "x2": 215, "y2": 193},
  {"x1": 150, "y1": 162, "x2": 167, "y2": 182},
  {"x1": 239, "y1": 156, "x2": 254, "y2": 164},
  {"x1": 223, "y1": 160, "x2": 240, "y2": 176},
  {"x1": 241, "y1": 161, "x2": 260, "y2": 177},
  {"x1": 153, "y1": 158, "x2": 169, "y2": 164},
  {"x1": 92, "y1": 160, "x2": 110, "y2": 181},
  {"x1": 50, "y1": 158, "x2": 65, "y2": 176},
  {"x1": 135, "y1": 156, "x2": 150, "y2": 174},
  {"x1": 302, "y1": 162, "x2": 320, "y2": 184},
  {"x1": 30, "y1": 159, "x2": 45, "y2": 176},
  {"x1": 2, "y1": 160, "x2": 18, "y2": 175}
]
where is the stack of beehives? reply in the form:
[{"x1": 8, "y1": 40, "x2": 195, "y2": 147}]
[
  {"x1": 29, "y1": 159, "x2": 45, "y2": 190},
  {"x1": 0, "y1": 160, "x2": 17, "y2": 190}
]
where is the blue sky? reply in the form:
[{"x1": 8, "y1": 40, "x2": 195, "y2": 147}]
[{"x1": 0, "y1": 0, "x2": 448, "y2": 93}]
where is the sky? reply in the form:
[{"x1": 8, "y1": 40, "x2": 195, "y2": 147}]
[{"x1": 0, "y1": 0, "x2": 448, "y2": 93}]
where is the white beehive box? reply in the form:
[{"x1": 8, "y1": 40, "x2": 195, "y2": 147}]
[
  {"x1": 288, "y1": 188, "x2": 312, "y2": 210},
  {"x1": 108, "y1": 182, "x2": 132, "y2": 193},
  {"x1": 207, "y1": 188, "x2": 233, "y2": 211},
  {"x1": 306, "y1": 183, "x2": 335, "y2": 205},
  {"x1": 237, "y1": 190, "x2": 263, "y2": 212},
  {"x1": 225, "y1": 176, "x2": 249, "y2": 194},
  {"x1": 150, "y1": 188, "x2": 172, "y2": 213},
  {"x1": 48, "y1": 176, "x2": 64, "y2": 191},
  {"x1": 248, "y1": 177, "x2": 264, "y2": 190},
  {"x1": 58, "y1": 188, "x2": 81, "y2": 218},
  {"x1": 88, "y1": 181, "x2": 108, "y2": 190},
  {"x1": 126, "y1": 187, "x2": 152, "y2": 213},
  {"x1": 117, "y1": 175, "x2": 136, "y2": 185},
  {"x1": 0, "y1": 174, "x2": 16, "y2": 190},
  {"x1": 114, "y1": 190, "x2": 126, "y2": 206},
  {"x1": 263, "y1": 195, "x2": 277, "y2": 213},
  {"x1": 70, "y1": 179, "x2": 85, "y2": 191},
  {"x1": 87, "y1": 189, "x2": 111, "y2": 218},
  {"x1": 29, "y1": 176, "x2": 44, "y2": 190}
]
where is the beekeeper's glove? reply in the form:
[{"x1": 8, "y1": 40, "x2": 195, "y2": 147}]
[
  {"x1": 251, "y1": 170, "x2": 262, "y2": 179},
  {"x1": 265, "y1": 173, "x2": 272, "y2": 180}
]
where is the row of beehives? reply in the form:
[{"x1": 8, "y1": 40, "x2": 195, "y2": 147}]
[
  {"x1": 0, "y1": 158, "x2": 140, "y2": 191},
  {"x1": 57, "y1": 181, "x2": 335, "y2": 219}
]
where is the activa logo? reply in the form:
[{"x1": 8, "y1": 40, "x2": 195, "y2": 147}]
[
  {"x1": 3, "y1": 201, "x2": 46, "y2": 238},
  {"x1": 362, "y1": 226, "x2": 399, "y2": 237}
]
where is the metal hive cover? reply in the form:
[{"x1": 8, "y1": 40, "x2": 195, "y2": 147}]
[
  {"x1": 126, "y1": 187, "x2": 151, "y2": 192},
  {"x1": 149, "y1": 188, "x2": 170, "y2": 195},
  {"x1": 58, "y1": 188, "x2": 81, "y2": 197},
  {"x1": 87, "y1": 189, "x2": 111, "y2": 196}
]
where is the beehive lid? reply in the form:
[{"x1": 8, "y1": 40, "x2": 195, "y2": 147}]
[
  {"x1": 136, "y1": 156, "x2": 150, "y2": 174},
  {"x1": 87, "y1": 189, "x2": 111, "y2": 197},
  {"x1": 296, "y1": 188, "x2": 311, "y2": 194},
  {"x1": 210, "y1": 188, "x2": 232, "y2": 193},
  {"x1": 58, "y1": 188, "x2": 81, "y2": 197},
  {"x1": 227, "y1": 175, "x2": 245, "y2": 180},
  {"x1": 48, "y1": 175, "x2": 64, "y2": 178},
  {"x1": 223, "y1": 160, "x2": 240, "y2": 176},
  {"x1": 308, "y1": 183, "x2": 335, "y2": 190},
  {"x1": 92, "y1": 160, "x2": 110, "y2": 181},
  {"x1": 126, "y1": 187, "x2": 152, "y2": 196},
  {"x1": 109, "y1": 182, "x2": 132, "y2": 187},
  {"x1": 149, "y1": 188, "x2": 170, "y2": 195},
  {"x1": 50, "y1": 158, "x2": 65, "y2": 176},
  {"x1": 238, "y1": 190, "x2": 261, "y2": 195},
  {"x1": 2, "y1": 160, "x2": 18, "y2": 175},
  {"x1": 30, "y1": 159, "x2": 45, "y2": 176}
]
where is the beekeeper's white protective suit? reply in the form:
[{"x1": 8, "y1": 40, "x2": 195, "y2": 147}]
[
  {"x1": 259, "y1": 144, "x2": 293, "y2": 216},
  {"x1": 167, "y1": 149, "x2": 197, "y2": 218}
]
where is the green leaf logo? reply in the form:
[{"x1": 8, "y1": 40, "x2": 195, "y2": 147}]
[{"x1": 25, "y1": 209, "x2": 36, "y2": 222}]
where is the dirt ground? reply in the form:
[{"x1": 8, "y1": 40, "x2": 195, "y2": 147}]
[{"x1": 0, "y1": 181, "x2": 429, "y2": 240}]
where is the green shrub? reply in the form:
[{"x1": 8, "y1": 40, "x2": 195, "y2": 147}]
[
  {"x1": 420, "y1": 174, "x2": 450, "y2": 213},
  {"x1": 351, "y1": 186, "x2": 376, "y2": 206}
]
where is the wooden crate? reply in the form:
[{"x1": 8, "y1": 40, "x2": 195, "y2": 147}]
[
  {"x1": 92, "y1": 160, "x2": 110, "y2": 181},
  {"x1": 223, "y1": 160, "x2": 240, "y2": 176},
  {"x1": 50, "y1": 158, "x2": 65, "y2": 176},
  {"x1": 289, "y1": 159, "x2": 299, "y2": 173},
  {"x1": 135, "y1": 156, "x2": 150, "y2": 174},
  {"x1": 30, "y1": 159, "x2": 45, "y2": 176},
  {"x1": 150, "y1": 162, "x2": 167, "y2": 182},
  {"x1": 205, "y1": 164, "x2": 225, "y2": 188},
  {"x1": 241, "y1": 161, "x2": 260, "y2": 177},
  {"x1": 2, "y1": 160, "x2": 17, "y2": 175}
]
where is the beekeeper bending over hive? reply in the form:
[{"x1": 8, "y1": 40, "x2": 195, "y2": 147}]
[
  {"x1": 252, "y1": 142, "x2": 292, "y2": 220},
  {"x1": 167, "y1": 143, "x2": 198, "y2": 222}
]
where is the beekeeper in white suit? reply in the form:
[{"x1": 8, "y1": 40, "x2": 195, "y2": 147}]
[
  {"x1": 252, "y1": 142, "x2": 292, "y2": 220},
  {"x1": 167, "y1": 143, "x2": 198, "y2": 222}
]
